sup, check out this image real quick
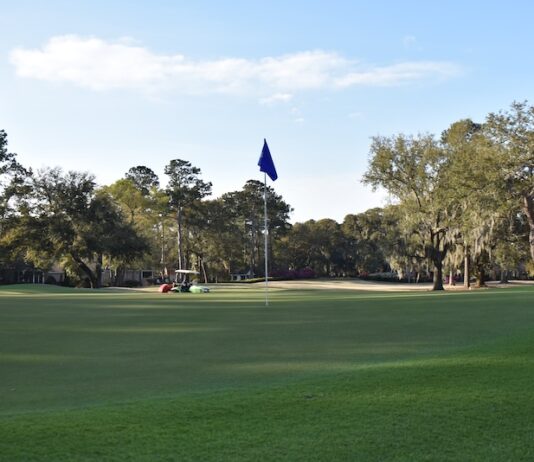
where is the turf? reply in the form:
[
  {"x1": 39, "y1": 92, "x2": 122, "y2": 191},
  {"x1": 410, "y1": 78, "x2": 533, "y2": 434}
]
[{"x1": 1, "y1": 284, "x2": 534, "y2": 460}]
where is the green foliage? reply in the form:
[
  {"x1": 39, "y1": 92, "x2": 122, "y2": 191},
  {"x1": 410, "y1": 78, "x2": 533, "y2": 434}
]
[
  {"x1": 164, "y1": 159, "x2": 212, "y2": 271},
  {"x1": 278, "y1": 219, "x2": 344, "y2": 276},
  {"x1": 214, "y1": 180, "x2": 292, "y2": 277},
  {"x1": 342, "y1": 208, "x2": 396, "y2": 274},
  {"x1": 0, "y1": 131, "x2": 31, "y2": 268},
  {"x1": 486, "y1": 101, "x2": 534, "y2": 261},
  {"x1": 0, "y1": 130, "x2": 29, "y2": 219},
  {"x1": 10, "y1": 168, "x2": 149, "y2": 288},
  {"x1": 125, "y1": 165, "x2": 160, "y2": 196},
  {"x1": 164, "y1": 159, "x2": 212, "y2": 208},
  {"x1": 363, "y1": 134, "x2": 454, "y2": 289},
  {"x1": 101, "y1": 178, "x2": 147, "y2": 224},
  {"x1": 4, "y1": 98, "x2": 534, "y2": 288},
  {"x1": 362, "y1": 105, "x2": 534, "y2": 287},
  {"x1": 102, "y1": 176, "x2": 170, "y2": 276}
]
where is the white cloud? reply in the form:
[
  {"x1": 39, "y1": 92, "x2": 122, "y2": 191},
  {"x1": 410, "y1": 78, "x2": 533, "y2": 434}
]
[
  {"x1": 10, "y1": 35, "x2": 462, "y2": 96},
  {"x1": 10, "y1": 36, "x2": 180, "y2": 91},
  {"x1": 259, "y1": 93, "x2": 293, "y2": 105},
  {"x1": 335, "y1": 62, "x2": 461, "y2": 87}
]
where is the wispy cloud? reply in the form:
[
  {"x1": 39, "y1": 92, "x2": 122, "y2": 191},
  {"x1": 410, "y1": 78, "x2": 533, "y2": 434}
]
[
  {"x1": 335, "y1": 62, "x2": 460, "y2": 87},
  {"x1": 10, "y1": 35, "x2": 462, "y2": 97},
  {"x1": 259, "y1": 93, "x2": 293, "y2": 105}
]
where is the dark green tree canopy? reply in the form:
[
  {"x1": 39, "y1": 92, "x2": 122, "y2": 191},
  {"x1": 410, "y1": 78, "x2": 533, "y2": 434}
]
[
  {"x1": 363, "y1": 134, "x2": 455, "y2": 290},
  {"x1": 164, "y1": 159, "x2": 212, "y2": 270},
  {"x1": 3, "y1": 99, "x2": 534, "y2": 287},
  {"x1": 0, "y1": 130, "x2": 30, "y2": 220},
  {"x1": 15, "y1": 168, "x2": 148, "y2": 287},
  {"x1": 125, "y1": 166, "x2": 160, "y2": 196},
  {"x1": 164, "y1": 159, "x2": 212, "y2": 208},
  {"x1": 486, "y1": 101, "x2": 534, "y2": 261}
]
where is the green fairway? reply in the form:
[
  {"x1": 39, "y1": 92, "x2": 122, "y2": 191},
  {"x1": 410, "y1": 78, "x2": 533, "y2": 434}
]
[{"x1": 1, "y1": 284, "x2": 534, "y2": 460}]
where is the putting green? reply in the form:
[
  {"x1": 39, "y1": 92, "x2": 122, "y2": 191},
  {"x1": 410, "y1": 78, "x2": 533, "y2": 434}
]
[{"x1": 1, "y1": 284, "x2": 534, "y2": 460}]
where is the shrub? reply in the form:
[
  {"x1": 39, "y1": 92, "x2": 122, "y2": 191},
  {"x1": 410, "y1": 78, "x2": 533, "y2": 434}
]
[
  {"x1": 45, "y1": 275, "x2": 58, "y2": 285},
  {"x1": 269, "y1": 268, "x2": 316, "y2": 280},
  {"x1": 76, "y1": 278, "x2": 91, "y2": 288},
  {"x1": 296, "y1": 267, "x2": 316, "y2": 279}
]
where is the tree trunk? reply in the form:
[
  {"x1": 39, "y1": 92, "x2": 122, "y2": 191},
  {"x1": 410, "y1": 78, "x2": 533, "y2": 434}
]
[
  {"x1": 432, "y1": 258, "x2": 444, "y2": 290},
  {"x1": 113, "y1": 264, "x2": 126, "y2": 286},
  {"x1": 95, "y1": 253, "x2": 103, "y2": 288},
  {"x1": 200, "y1": 257, "x2": 208, "y2": 284},
  {"x1": 524, "y1": 195, "x2": 534, "y2": 262},
  {"x1": 474, "y1": 248, "x2": 490, "y2": 288},
  {"x1": 500, "y1": 268, "x2": 509, "y2": 283},
  {"x1": 463, "y1": 247, "x2": 470, "y2": 289},
  {"x1": 71, "y1": 253, "x2": 98, "y2": 288},
  {"x1": 176, "y1": 207, "x2": 183, "y2": 270},
  {"x1": 475, "y1": 265, "x2": 486, "y2": 288},
  {"x1": 429, "y1": 231, "x2": 446, "y2": 291}
]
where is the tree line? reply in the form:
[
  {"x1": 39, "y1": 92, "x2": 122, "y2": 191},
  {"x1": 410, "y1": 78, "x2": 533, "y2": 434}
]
[{"x1": 0, "y1": 101, "x2": 533, "y2": 289}]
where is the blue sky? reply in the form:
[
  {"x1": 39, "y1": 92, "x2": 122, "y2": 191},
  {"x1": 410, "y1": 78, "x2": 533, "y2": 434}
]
[{"x1": 1, "y1": 1, "x2": 534, "y2": 222}]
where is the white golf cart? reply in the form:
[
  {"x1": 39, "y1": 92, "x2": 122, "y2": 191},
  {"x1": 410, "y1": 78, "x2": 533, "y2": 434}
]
[{"x1": 172, "y1": 269, "x2": 210, "y2": 293}]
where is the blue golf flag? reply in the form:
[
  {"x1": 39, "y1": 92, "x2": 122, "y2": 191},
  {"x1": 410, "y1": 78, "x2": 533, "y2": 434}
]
[{"x1": 258, "y1": 139, "x2": 278, "y2": 181}]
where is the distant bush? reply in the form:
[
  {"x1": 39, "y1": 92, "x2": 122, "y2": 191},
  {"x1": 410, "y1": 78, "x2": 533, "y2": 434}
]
[
  {"x1": 359, "y1": 271, "x2": 433, "y2": 283},
  {"x1": 60, "y1": 275, "x2": 74, "y2": 287},
  {"x1": 45, "y1": 276, "x2": 59, "y2": 285},
  {"x1": 270, "y1": 268, "x2": 316, "y2": 280},
  {"x1": 227, "y1": 267, "x2": 316, "y2": 283},
  {"x1": 361, "y1": 271, "x2": 397, "y2": 280},
  {"x1": 76, "y1": 278, "x2": 91, "y2": 288},
  {"x1": 230, "y1": 277, "x2": 284, "y2": 284}
]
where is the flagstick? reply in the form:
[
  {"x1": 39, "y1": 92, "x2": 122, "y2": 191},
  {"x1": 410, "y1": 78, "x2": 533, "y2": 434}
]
[{"x1": 263, "y1": 172, "x2": 269, "y2": 307}]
